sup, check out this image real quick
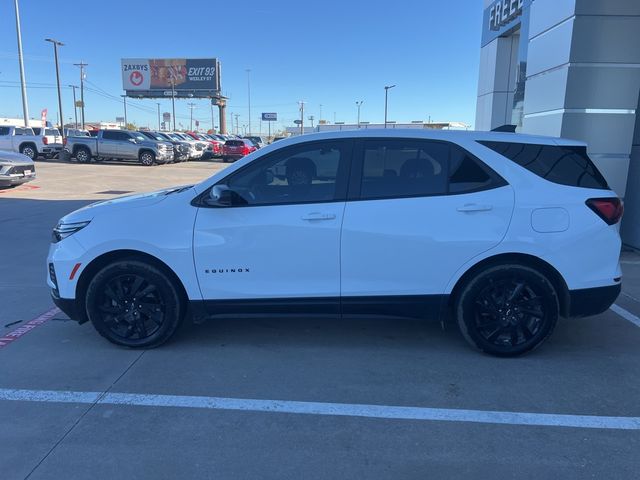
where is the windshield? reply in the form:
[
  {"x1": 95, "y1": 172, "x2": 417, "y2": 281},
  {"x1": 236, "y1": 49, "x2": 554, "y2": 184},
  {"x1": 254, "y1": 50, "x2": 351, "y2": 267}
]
[{"x1": 45, "y1": 129, "x2": 60, "y2": 136}]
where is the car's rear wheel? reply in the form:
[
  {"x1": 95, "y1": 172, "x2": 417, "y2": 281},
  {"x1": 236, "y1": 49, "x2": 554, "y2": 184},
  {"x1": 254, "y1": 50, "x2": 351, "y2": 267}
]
[
  {"x1": 20, "y1": 144, "x2": 37, "y2": 160},
  {"x1": 139, "y1": 151, "x2": 155, "y2": 166},
  {"x1": 75, "y1": 147, "x2": 91, "y2": 163},
  {"x1": 455, "y1": 264, "x2": 559, "y2": 357},
  {"x1": 85, "y1": 260, "x2": 183, "y2": 348}
]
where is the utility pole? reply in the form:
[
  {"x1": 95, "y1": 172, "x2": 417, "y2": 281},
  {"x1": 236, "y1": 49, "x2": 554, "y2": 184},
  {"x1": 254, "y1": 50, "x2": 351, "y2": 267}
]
[
  {"x1": 246, "y1": 68, "x2": 251, "y2": 136},
  {"x1": 355, "y1": 100, "x2": 363, "y2": 128},
  {"x1": 384, "y1": 84, "x2": 396, "y2": 128},
  {"x1": 298, "y1": 101, "x2": 305, "y2": 135},
  {"x1": 74, "y1": 61, "x2": 88, "y2": 128},
  {"x1": 210, "y1": 102, "x2": 215, "y2": 133},
  {"x1": 319, "y1": 104, "x2": 323, "y2": 123},
  {"x1": 234, "y1": 113, "x2": 240, "y2": 135},
  {"x1": 120, "y1": 95, "x2": 127, "y2": 128},
  {"x1": 69, "y1": 85, "x2": 78, "y2": 129},
  {"x1": 188, "y1": 103, "x2": 196, "y2": 131},
  {"x1": 45, "y1": 38, "x2": 64, "y2": 138},
  {"x1": 170, "y1": 78, "x2": 176, "y2": 131},
  {"x1": 308, "y1": 115, "x2": 315, "y2": 130},
  {"x1": 14, "y1": 0, "x2": 29, "y2": 127},
  {"x1": 156, "y1": 103, "x2": 161, "y2": 130}
]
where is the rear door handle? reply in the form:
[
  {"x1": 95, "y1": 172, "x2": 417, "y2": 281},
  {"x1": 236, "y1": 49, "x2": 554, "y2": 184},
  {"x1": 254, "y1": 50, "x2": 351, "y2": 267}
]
[
  {"x1": 457, "y1": 204, "x2": 493, "y2": 212},
  {"x1": 301, "y1": 212, "x2": 336, "y2": 221}
]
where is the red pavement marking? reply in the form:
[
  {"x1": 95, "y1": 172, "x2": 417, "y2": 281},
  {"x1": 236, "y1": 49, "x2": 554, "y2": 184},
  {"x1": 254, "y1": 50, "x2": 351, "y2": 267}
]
[
  {"x1": 0, "y1": 307, "x2": 61, "y2": 349},
  {"x1": 0, "y1": 184, "x2": 40, "y2": 194}
]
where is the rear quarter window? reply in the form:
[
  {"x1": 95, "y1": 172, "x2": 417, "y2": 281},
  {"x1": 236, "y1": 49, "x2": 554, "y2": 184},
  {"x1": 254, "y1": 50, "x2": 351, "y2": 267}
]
[{"x1": 478, "y1": 140, "x2": 609, "y2": 190}]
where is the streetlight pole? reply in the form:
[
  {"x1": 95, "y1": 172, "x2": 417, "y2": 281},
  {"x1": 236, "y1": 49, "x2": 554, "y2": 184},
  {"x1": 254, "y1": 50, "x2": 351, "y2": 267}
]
[
  {"x1": 246, "y1": 69, "x2": 251, "y2": 136},
  {"x1": 156, "y1": 102, "x2": 161, "y2": 130},
  {"x1": 120, "y1": 95, "x2": 127, "y2": 128},
  {"x1": 319, "y1": 104, "x2": 323, "y2": 123},
  {"x1": 355, "y1": 100, "x2": 363, "y2": 128},
  {"x1": 384, "y1": 85, "x2": 395, "y2": 128},
  {"x1": 69, "y1": 85, "x2": 78, "y2": 129},
  {"x1": 74, "y1": 61, "x2": 88, "y2": 129},
  {"x1": 45, "y1": 38, "x2": 64, "y2": 138},
  {"x1": 234, "y1": 114, "x2": 240, "y2": 135},
  {"x1": 298, "y1": 101, "x2": 305, "y2": 135},
  {"x1": 188, "y1": 103, "x2": 196, "y2": 131},
  {"x1": 14, "y1": 0, "x2": 29, "y2": 127}
]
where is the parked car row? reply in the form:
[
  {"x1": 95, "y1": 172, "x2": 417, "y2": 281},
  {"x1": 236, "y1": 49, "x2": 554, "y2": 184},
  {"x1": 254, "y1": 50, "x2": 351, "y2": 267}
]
[{"x1": 0, "y1": 123, "x2": 278, "y2": 166}]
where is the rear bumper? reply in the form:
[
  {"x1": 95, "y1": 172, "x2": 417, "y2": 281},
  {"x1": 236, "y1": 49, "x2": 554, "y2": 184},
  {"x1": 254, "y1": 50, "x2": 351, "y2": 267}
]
[{"x1": 568, "y1": 283, "x2": 621, "y2": 318}]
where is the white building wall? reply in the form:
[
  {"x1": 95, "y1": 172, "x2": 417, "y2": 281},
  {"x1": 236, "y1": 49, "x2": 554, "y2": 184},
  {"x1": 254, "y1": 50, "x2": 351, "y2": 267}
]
[{"x1": 521, "y1": 0, "x2": 640, "y2": 198}]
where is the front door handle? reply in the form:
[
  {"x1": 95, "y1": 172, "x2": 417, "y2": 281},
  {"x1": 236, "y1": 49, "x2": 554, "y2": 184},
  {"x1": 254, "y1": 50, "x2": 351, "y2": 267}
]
[
  {"x1": 457, "y1": 204, "x2": 493, "y2": 212},
  {"x1": 301, "y1": 212, "x2": 336, "y2": 221}
]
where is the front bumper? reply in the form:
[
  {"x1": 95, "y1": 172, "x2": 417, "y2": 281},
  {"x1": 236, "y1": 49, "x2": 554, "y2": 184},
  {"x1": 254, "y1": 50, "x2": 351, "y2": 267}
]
[
  {"x1": 157, "y1": 151, "x2": 174, "y2": 162},
  {"x1": 0, "y1": 173, "x2": 36, "y2": 186},
  {"x1": 568, "y1": 283, "x2": 621, "y2": 317},
  {"x1": 51, "y1": 289, "x2": 85, "y2": 323}
]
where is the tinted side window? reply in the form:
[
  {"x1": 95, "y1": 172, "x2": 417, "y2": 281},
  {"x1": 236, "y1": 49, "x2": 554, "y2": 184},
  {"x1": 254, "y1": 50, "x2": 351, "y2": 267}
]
[
  {"x1": 0, "y1": 127, "x2": 9, "y2": 136},
  {"x1": 479, "y1": 141, "x2": 609, "y2": 189},
  {"x1": 101, "y1": 130, "x2": 118, "y2": 140},
  {"x1": 32, "y1": 128, "x2": 42, "y2": 135},
  {"x1": 449, "y1": 145, "x2": 499, "y2": 193},
  {"x1": 223, "y1": 141, "x2": 348, "y2": 206},
  {"x1": 360, "y1": 140, "x2": 449, "y2": 199}
]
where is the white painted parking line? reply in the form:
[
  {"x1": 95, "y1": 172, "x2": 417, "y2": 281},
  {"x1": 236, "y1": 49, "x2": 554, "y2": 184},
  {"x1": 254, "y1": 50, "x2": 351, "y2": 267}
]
[
  {"x1": 0, "y1": 388, "x2": 639, "y2": 430},
  {"x1": 610, "y1": 304, "x2": 640, "y2": 328}
]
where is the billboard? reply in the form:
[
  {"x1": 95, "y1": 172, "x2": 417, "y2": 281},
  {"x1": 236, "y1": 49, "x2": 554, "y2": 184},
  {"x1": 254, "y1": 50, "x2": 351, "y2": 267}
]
[
  {"x1": 262, "y1": 112, "x2": 277, "y2": 121},
  {"x1": 122, "y1": 58, "x2": 219, "y2": 98}
]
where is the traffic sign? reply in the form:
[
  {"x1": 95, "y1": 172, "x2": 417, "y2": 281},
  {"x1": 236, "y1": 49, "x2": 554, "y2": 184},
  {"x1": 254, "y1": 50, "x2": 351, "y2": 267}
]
[{"x1": 262, "y1": 112, "x2": 277, "y2": 121}]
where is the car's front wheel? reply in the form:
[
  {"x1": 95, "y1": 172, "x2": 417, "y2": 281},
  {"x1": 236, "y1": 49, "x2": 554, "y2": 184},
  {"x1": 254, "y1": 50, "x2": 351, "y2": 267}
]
[
  {"x1": 139, "y1": 151, "x2": 156, "y2": 166},
  {"x1": 455, "y1": 264, "x2": 559, "y2": 357},
  {"x1": 85, "y1": 259, "x2": 183, "y2": 348}
]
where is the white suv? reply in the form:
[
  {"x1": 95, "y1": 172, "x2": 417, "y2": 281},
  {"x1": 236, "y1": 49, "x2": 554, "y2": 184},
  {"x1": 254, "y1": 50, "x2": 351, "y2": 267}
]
[{"x1": 47, "y1": 130, "x2": 623, "y2": 356}]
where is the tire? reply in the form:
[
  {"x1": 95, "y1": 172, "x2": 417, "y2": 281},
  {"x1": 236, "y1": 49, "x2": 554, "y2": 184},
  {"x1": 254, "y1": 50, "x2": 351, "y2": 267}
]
[
  {"x1": 85, "y1": 259, "x2": 183, "y2": 348},
  {"x1": 20, "y1": 144, "x2": 37, "y2": 160},
  {"x1": 75, "y1": 147, "x2": 92, "y2": 163},
  {"x1": 222, "y1": 156, "x2": 229, "y2": 163},
  {"x1": 139, "y1": 151, "x2": 155, "y2": 166},
  {"x1": 455, "y1": 264, "x2": 559, "y2": 357}
]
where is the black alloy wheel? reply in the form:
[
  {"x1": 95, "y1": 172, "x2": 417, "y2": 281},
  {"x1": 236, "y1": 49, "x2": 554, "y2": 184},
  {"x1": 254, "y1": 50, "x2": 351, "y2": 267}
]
[
  {"x1": 456, "y1": 264, "x2": 558, "y2": 357},
  {"x1": 86, "y1": 260, "x2": 182, "y2": 348}
]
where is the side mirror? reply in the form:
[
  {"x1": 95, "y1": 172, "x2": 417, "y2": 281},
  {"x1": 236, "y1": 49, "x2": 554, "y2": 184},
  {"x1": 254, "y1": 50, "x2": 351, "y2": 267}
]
[
  {"x1": 128, "y1": 138, "x2": 137, "y2": 144},
  {"x1": 205, "y1": 185, "x2": 236, "y2": 207}
]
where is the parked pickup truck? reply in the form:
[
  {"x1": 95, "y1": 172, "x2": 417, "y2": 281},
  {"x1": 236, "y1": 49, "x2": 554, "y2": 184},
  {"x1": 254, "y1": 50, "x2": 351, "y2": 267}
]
[
  {"x1": 32, "y1": 127, "x2": 63, "y2": 159},
  {"x1": 63, "y1": 129, "x2": 174, "y2": 166},
  {"x1": 0, "y1": 125, "x2": 42, "y2": 160}
]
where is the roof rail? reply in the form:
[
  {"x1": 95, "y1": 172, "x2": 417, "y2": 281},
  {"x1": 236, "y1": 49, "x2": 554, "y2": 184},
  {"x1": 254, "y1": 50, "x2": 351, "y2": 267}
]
[{"x1": 491, "y1": 124, "x2": 517, "y2": 133}]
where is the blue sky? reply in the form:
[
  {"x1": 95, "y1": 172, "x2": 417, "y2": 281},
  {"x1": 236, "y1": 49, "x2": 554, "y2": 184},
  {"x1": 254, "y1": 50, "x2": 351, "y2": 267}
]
[{"x1": 0, "y1": 0, "x2": 483, "y2": 132}]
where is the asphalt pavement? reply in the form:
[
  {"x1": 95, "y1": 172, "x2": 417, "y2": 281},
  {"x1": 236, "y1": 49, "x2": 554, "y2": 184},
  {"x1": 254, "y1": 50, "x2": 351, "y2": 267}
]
[{"x1": 1, "y1": 159, "x2": 639, "y2": 479}]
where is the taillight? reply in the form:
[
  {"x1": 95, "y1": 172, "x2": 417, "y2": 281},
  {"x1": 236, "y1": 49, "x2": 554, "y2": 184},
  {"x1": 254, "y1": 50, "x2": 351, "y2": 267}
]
[
  {"x1": 242, "y1": 146, "x2": 250, "y2": 155},
  {"x1": 63, "y1": 137, "x2": 67, "y2": 145},
  {"x1": 586, "y1": 197, "x2": 623, "y2": 225},
  {"x1": 43, "y1": 136, "x2": 48, "y2": 145}
]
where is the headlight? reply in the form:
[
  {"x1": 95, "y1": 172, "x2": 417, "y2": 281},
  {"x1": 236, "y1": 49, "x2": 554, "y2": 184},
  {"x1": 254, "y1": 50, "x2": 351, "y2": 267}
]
[{"x1": 52, "y1": 221, "x2": 90, "y2": 243}]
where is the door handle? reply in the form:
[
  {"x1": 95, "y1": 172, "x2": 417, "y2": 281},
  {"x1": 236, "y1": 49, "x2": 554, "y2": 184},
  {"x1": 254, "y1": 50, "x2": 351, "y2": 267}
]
[
  {"x1": 301, "y1": 212, "x2": 336, "y2": 221},
  {"x1": 457, "y1": 204, "x2": 493, "y2": 212}
]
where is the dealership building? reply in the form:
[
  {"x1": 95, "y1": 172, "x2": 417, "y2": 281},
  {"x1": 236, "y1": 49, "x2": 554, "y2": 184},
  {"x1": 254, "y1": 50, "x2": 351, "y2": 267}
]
[{"x1": 476, "y1": 0, "x2": 640, "y2": 247}]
